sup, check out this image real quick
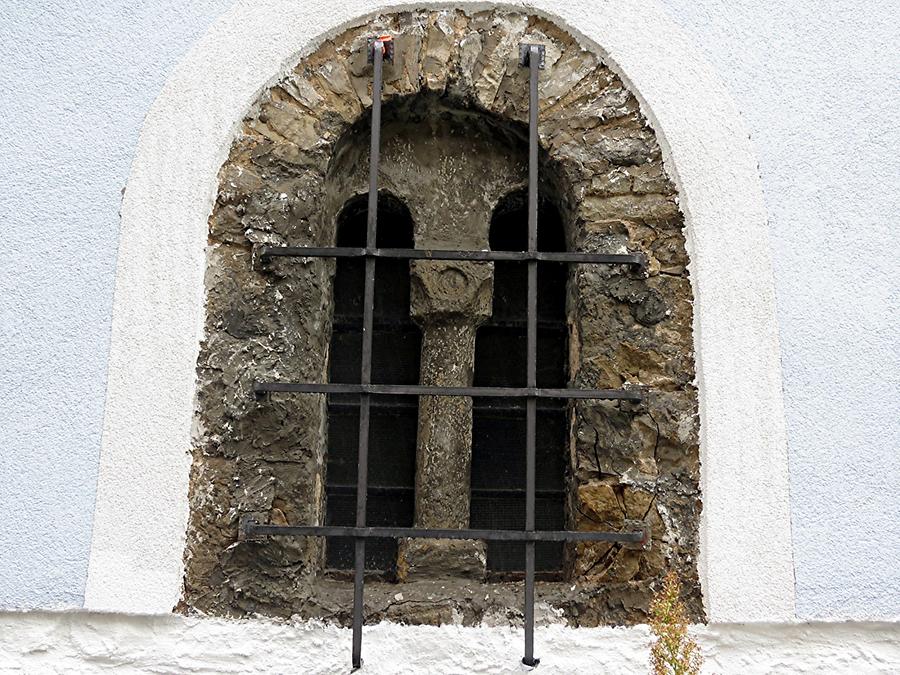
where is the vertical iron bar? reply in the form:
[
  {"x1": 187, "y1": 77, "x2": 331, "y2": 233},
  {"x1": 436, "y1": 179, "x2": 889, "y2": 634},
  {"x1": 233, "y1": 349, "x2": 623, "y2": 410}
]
[
  {"x1": 351, "y1": 36, "x2": 384, "y2": 671},
  {"x1": 523, "y1": 43, "x2": 540, "y2": 669}
]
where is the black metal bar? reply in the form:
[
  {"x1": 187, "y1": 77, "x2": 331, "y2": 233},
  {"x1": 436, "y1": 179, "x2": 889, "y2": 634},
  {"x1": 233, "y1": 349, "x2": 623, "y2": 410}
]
[
  {"x1": 333, "y1": 317, "x2": 566, "y2": 332},
  {"x1": 350, "y1": 36, "x2": 387, "y2": 671},
  {"x1": 254, "y1": 381, "x2": 642, "y2": 402},
  {"x1": 329, "y1": 398, "x2": 566, "y2": 413},
  {"x1": 327, "y1": 484, "x2": 566, "y2": 498},
  {"x1": 523, "y1": 42, "x2": 542, "y2": 669},
  {"x1": 244, "y1": 523, "x2": 647, "y2": 544},
  {"x1": 259, "y1": 245, "x2": 643, "y2": 266}
]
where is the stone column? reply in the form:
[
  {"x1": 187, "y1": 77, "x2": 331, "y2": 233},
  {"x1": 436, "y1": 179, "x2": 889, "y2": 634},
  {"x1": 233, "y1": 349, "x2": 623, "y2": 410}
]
[{"x1": 397, "y1": 260, "x2": 493, "y2": 580}]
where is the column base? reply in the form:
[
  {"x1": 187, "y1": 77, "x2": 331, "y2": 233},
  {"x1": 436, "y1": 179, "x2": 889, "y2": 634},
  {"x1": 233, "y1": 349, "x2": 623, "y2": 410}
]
[{"x1": 397, "y1": 538, "x2": 486, "y2": 581}]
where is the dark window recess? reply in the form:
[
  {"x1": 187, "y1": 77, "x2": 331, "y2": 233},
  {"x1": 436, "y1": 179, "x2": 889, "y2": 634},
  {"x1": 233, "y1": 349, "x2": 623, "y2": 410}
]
[
  {"x1": 325, "y1": 194, "x2": 421, "y2": 573},
  {"x1": 472, "y1": 192, "x2": 568, "y2": 573}
]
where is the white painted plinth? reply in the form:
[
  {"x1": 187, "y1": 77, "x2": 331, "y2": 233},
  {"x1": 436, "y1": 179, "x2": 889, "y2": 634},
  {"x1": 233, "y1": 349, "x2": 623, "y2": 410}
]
[{"x1": 1, "y1": 613, "x2": 898, "y2": 674}]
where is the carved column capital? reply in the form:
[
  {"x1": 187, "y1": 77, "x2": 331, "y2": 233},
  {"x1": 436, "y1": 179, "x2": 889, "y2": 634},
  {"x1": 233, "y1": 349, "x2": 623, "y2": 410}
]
[{"x1": 409, "y1": 260, "x2": 493, "y2": 326}]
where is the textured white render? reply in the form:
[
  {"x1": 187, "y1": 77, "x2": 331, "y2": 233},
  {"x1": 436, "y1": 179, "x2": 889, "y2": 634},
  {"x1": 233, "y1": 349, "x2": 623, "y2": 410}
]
[
  {"x1": 83, "y1": 0, "x2": 794, "y2": 622},
  {"x1": 2, "y1": 612, "x2": 899, "y2": 674},
  {"x1": 0, "y1": 0, "x2": 236, "y2": 610},
  {"x1": 656, "y1": 0, "x2": 900, "y2": 622}
]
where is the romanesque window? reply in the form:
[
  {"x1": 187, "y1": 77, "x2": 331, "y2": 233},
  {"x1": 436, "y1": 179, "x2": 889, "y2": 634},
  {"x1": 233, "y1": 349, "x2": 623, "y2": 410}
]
[{"x1": 184, "y1": 7, "x2": 702, "y2": 668}]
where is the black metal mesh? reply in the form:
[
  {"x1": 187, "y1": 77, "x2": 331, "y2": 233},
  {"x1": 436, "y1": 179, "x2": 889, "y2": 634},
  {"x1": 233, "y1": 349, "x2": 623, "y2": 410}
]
[{"x1": 470, "y1": 492, "x2": 565, "y2": 572}]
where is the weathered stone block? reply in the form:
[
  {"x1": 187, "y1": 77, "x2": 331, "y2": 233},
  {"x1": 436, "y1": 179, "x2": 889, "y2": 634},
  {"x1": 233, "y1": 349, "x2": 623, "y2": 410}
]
[
  {"x1": 410, "y1": 261, "x2": 493, "y2": 324},
  {"x1": 397, "y1": 539, "x2": 486, "y2": 581}
]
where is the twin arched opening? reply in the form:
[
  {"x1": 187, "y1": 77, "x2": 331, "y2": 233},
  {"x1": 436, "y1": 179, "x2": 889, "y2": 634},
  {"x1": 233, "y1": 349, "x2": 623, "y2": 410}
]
[
  {"x1": 179, "y1": 7, "x2": 705, "y2": 624},
  {"x1": 324, "y1": 186, "x2": 570, "y2": 577}
]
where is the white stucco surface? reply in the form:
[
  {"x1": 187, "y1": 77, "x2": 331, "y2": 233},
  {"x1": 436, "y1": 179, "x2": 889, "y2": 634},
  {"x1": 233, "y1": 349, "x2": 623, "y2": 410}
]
[
  {"x1": 1, "y1": 612, "x2": 899, "y2": 673},
  {"x1": 654, "y1": 0, "x2": 900, "y2": 621},
  {"x1": 0, "y1": 0, "x2": 897, "y2": 627},
  {"x1": 0, "y1": 0, "x2": 235, "y2": 610}
]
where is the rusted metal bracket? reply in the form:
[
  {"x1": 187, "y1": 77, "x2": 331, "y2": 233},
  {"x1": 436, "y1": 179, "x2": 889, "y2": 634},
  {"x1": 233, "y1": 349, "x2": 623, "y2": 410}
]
[{"x1": 367, "y1": 35, "x2": 394, "y2": 64}]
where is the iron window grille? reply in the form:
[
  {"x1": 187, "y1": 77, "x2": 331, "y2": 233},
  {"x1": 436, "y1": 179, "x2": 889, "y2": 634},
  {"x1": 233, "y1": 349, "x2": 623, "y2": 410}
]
[{"x1": 241, "y1": 39, "x2": 649, "y2": 670}]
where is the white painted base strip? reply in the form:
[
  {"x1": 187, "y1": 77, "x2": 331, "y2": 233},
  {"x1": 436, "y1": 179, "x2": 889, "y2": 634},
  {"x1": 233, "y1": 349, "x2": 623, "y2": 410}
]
[{"x1": 1, "y1": 613, "x2": 897, "y2": 674}]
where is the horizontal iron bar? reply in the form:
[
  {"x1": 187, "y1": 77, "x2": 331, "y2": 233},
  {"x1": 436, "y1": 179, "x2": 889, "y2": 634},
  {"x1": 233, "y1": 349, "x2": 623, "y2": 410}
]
[
  {"x1": 259, "y1": 246, "x2": 644, "y2": 266},
  {"x1": 255, "y1": 381, "x2": 642, "y2": 401},
  {"x1": 244, "y1": 522, "x2": 646, "y2": 544},
  {"x1": 333, "y1": 317, "x2": 568, "y2": 332},
  {"x1": 326, "y1": 484, "x2": 565, "y2": 498},
  {"x1": 332, "y1": 320, "x2": 421, "y2": 331},
  {"x1": 328, "y1": 398, "x2": 567, "y2": 412}
]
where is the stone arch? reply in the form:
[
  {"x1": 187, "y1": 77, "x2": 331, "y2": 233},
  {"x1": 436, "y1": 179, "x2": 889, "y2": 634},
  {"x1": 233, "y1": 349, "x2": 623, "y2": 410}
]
[
  {"x1": 86, "y1": 0, "x2": 794, "y2": 624},
  {"x1": 180, "y1": 7, "x2": 701, "y2": 625}
]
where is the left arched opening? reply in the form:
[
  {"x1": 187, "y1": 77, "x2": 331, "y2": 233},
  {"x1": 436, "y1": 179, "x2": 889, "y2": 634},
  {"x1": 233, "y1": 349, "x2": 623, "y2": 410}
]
[{"x1": 325, "y1": 193, "x2": 420, "y2": 576}]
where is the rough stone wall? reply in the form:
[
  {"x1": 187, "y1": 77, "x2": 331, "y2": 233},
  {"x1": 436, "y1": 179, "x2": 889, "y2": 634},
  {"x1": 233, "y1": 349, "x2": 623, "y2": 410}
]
[{"x1": 183, "y1": 8, "x2": 702, "y2": 625}]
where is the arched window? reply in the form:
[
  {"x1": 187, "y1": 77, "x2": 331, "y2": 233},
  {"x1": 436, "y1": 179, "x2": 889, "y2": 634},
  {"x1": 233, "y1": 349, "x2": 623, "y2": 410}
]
[
  {"x1": 472, "y1": 191, "x2": 568, "y2": 574},
  {"x1": 325, "y1": 194, "x2": 420, "y2": 574},
  {"x1": 183, "y1": 9, "x2": 703, "y2": 644}
]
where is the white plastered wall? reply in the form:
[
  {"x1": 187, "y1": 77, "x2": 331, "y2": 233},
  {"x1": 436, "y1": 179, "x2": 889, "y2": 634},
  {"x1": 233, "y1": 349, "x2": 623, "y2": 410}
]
[
  {"x1": 84, "y1": 0, "x2": 795, "y2": 623},
  {"x1": 5, "y1": 613, "x2": 900, "y2": 674}
]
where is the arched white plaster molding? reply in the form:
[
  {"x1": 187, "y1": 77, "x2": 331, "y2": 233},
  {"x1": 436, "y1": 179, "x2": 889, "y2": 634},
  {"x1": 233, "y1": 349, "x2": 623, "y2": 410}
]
[{"x1": 85, "y1": 0, "x2": 795, "y2": 622}]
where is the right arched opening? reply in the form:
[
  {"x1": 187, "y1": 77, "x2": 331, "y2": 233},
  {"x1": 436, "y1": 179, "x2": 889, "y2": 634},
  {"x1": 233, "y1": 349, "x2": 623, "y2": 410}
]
[{"x1": 472, "y1": 190, "x2": 568, "y2": 576}]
